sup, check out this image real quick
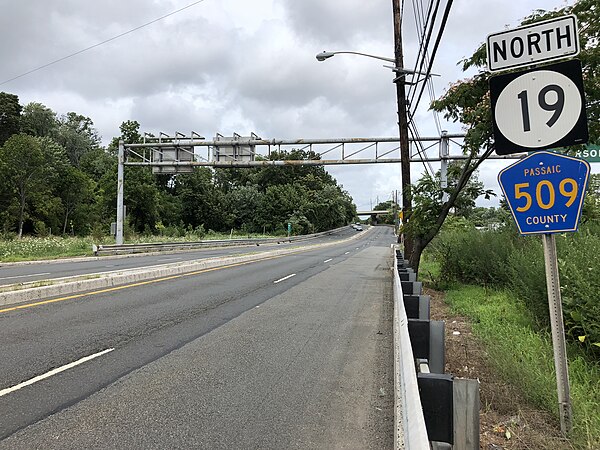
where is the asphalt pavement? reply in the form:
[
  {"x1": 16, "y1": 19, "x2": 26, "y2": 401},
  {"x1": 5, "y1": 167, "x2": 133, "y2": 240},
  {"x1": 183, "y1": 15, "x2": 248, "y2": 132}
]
[{"x1": 0, "y1": 226, "x2": 395, "y2": 449}]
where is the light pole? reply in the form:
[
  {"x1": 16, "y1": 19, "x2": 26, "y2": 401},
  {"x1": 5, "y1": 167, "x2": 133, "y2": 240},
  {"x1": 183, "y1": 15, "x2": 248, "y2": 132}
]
[{"x1": 315, "y1": 49, "x2": 435, "y2": 259}]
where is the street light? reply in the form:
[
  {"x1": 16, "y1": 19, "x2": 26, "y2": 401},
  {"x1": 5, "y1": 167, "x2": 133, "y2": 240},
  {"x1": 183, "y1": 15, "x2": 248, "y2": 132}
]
[
  {"x1": 316, "y1": 50, "x2": 395, "y2": 63},
  {"x1": 315, "y1": 48, "x2": 440, "y2": 262},
  {"x1": 315, "y1": 50, "x2": 439, "y2": 83}
]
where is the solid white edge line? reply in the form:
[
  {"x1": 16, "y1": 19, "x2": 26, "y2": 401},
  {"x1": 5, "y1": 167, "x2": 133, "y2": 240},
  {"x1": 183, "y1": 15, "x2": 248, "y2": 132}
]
[
  {"x1": 0, "y1": 348, "x2": 115, "y2": 397},
  {"x1": 273, "y1": 273, "x2": 296, "y2": 284},
  {"x1": 323, "y1": 258, "x2": 332, "y2": 263}
]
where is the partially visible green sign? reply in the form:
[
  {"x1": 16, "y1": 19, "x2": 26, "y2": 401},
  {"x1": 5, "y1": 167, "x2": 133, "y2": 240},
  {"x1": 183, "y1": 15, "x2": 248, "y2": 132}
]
[
  {"x1": 530, "y1": 144, "x2": 600, "y2": 163},
  {"x1": 573, "y1": 144, "x2": 600, "y2": 163},
  {"x1": 287, "y1": 222, "x2": 292, "y2": 233}
]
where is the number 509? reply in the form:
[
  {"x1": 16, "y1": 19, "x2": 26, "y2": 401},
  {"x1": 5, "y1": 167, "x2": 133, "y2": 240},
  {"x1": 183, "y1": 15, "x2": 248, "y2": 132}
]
[{"x1": 514, "y1": 178, "x2": 578, "y2": 212}]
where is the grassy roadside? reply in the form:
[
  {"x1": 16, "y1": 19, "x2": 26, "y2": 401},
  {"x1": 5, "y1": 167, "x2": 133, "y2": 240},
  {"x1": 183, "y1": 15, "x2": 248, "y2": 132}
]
[
  {"x1": 0, "y1": 233, "x2": 278, "y2": 262},
  {"x1": 420, "y1": 258, "x2": 600, "y2": 450}
]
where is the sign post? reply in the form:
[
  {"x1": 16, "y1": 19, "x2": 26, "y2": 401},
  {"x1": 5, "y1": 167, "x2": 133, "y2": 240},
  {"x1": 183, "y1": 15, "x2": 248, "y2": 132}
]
[
  {"x1": 498, "y1": 151, "x2": 590, "y2": 435},
  {"x1": 490, "y1": 14, "x2": 588, "y2": 435},
  {"x1": 542, "y1": 232, "x2": 573, "y2": 433}
]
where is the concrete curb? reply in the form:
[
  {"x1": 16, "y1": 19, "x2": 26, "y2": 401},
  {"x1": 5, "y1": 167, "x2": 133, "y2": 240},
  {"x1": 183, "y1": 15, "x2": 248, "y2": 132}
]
[{"x1": 0, "y1": 227, "x2": 371, "y2": 308}]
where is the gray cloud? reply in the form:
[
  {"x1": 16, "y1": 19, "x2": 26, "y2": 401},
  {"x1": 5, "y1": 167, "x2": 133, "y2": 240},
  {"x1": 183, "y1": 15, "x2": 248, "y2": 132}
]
[{"x1": 0, "y1": 0, "x2": 575, "y2": 211}]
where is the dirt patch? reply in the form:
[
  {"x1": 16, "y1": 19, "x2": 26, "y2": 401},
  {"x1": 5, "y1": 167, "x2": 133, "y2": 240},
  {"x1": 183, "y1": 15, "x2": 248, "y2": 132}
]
[{"x1": 426, "y1": 287, "x2": 575, "y2": 450}]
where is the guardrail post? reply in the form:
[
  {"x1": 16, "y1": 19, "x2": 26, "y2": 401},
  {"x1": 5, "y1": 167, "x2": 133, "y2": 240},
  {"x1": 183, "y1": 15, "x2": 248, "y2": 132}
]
[
  {"x1": 418, "y1": 373, "x2": 454, "y2": 444},
  {"x1": 453, "y1": 378, "x2": 480, "y2": 450}
]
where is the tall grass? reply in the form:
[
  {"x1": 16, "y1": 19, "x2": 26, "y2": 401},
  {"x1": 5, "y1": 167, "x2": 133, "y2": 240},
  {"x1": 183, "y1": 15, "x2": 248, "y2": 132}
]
[
  {"x1": 0, "y1": 231, "x2": 275, "y2": 262},
  {"x1": 429, "y1": 225, "x2": 600, "y2": 353},
  {"x1": 0, "y1": 236, "x2": 94, "y2": 262},
  {"x1": 444, "y1": 284, "x2": 600, "y2": 449}
]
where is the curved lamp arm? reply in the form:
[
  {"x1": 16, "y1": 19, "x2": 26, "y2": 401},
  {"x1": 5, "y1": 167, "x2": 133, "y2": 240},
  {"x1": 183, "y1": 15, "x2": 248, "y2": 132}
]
[{"x1": 315, "y1": 50, "x2": 396, "y2": 64}]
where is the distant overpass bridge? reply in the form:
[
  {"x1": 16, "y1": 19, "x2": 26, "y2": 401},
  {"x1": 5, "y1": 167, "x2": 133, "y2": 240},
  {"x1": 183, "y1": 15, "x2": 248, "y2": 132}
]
[{"x1": 357, "y1": 210, "x2": 390, "y2": 216}]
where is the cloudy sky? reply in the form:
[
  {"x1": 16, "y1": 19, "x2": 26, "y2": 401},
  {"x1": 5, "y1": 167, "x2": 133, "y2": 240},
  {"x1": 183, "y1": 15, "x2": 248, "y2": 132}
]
[{"x1": 0, "y1": 0, "x2": 575, "y2": 211}]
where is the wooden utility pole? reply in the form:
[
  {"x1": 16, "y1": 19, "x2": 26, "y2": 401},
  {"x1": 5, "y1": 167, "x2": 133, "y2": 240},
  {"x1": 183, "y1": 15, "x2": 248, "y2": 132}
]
[{"x1": 392, "y1": 0, "x2": 413, "y2": 259}]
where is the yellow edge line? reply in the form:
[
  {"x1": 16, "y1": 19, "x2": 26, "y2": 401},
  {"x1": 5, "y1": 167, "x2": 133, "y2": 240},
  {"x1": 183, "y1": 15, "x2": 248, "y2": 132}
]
[{"x1": 0, "y1": 253, "x2": 289, "y2": 315}]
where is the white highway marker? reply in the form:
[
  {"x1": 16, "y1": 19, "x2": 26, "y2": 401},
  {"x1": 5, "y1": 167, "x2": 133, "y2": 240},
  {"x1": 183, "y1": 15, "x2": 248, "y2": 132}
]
[
  {"x1": 0, "y1": 272, "x2": 51, "y2": 281},
  {"x1": 323, "y1": 258, "x2": 332, "y2": 263},
  {"x1": 0, "y1": 348, "x2": 115, "y2": 398},
  {"x1": 273, "y1": 273, "x2": 296, "y2": 284}
]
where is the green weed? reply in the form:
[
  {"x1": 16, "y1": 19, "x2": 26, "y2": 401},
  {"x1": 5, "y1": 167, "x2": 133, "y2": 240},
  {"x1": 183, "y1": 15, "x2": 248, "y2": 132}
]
[{"x1": 444, "y1": 283, "x2": 600, "y2": 449}]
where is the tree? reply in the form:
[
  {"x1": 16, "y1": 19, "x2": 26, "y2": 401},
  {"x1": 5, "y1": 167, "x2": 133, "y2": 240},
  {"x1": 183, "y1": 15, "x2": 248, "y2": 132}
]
[
  {"x1": 55, "y1": 165, "x2": 96, "y2": 234},
  {"x1": 582, "y1": 174, "x2": 600, "y2": 225},
  {"x1": 0, "y1": 134, "x2": 52, "y2": 237},
  {"x1": 404, "y1": 165, "x2": 493, "y2": 273},
  {"x1": 21, "y1": 102, "x2": 58, "y2": 138},
  {"x1": 176, "y1": 169, "x2": 227, "y2": 232},
  {"x1": 405, "y1": 0, "x2": 600, "y2": 274},
  {"x1": 55, "y1": 112, "x2": 101, "y2": 167},
  {"x1": 224, "y1": 185, "x2": 263, "y2": 232},
  {"x1": 0, "y1": 92, "x2": 22, "y2": 146}
]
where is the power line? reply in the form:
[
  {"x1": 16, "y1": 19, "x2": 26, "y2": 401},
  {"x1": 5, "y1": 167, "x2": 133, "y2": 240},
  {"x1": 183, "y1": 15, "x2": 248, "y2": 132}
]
[
  {"x1": 407, "y1": 0, "x2": 440, "y2": 102},
  {"x1": 409, "y1": 0, "x2": 454, "y2": 117},
  {"x1": 0, "y1": 0, "x2": 207, "y2": 86},
  {"x1": 409, "y1": 0, "x2": 442, "y2": 134}
]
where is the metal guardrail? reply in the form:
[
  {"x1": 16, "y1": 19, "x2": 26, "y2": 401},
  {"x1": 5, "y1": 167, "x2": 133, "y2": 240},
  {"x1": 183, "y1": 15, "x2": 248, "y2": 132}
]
[
  {"x1": 93, "y1": 226, "x2": 353, "y2": 256},
  {"x1": 393, "y1": 249, "x2": 430, "y2": 449}
]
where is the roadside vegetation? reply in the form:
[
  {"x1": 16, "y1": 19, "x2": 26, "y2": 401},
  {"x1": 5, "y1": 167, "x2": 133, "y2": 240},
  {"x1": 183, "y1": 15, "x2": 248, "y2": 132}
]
[
  {"x1": 0, "y1": 102, "x2": 356, "y2": 243},
  {"x1": 421, "y1": 209, "x2": 600, "y2": 448},
  {"x1": 401, "y1": 0, "x2": 599, "y2": 273},
  {"x1": 0, "y1": 229, "x2": 284, "y2": 262}
]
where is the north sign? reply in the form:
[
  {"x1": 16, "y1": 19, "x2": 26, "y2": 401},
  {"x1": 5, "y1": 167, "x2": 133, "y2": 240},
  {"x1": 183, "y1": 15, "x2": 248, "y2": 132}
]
[
  {"x1": 490, "y1": 59, "x2": 588, "y2": 155},
  {"x1": 498, "y1": 151, "x2": 590, "y2": 235},
  {"x1": 487, "y1": 15, "x2": 579, "y2": 72}
]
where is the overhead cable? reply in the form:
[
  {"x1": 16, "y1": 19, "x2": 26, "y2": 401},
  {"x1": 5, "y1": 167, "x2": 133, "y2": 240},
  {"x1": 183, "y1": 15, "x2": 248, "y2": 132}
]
[{"x1": 0, "y1": 0, "x2": 207, "y2": 86}]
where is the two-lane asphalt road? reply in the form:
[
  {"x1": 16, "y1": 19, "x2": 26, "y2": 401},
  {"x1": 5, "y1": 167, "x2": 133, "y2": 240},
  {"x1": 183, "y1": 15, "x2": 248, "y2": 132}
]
[{"x1": 0, "y1": 226, "x2": 396, "y2": 449}]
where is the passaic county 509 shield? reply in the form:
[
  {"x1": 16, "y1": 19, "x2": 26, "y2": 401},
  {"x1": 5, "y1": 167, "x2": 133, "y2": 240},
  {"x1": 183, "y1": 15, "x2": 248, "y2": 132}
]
[{"x1": 498, "y1": 151, "x2": 590, "y2": 235}]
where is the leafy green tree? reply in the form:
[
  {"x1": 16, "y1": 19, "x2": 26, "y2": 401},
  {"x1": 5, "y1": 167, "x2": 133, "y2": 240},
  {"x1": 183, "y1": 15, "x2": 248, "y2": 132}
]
[
  {"x1": 55, "y1": 112, "x2": 101, "y2": 167},
  {"x1": 0, "y1": 92, "x2": 22, "y2": 146},
  {"x1": 466, "y1": 206, "x2": 510, "y2": 228},
  {"x1": 0, "y1": 134, "x2": 60, "y2": 237},
  {"x1": 224, "y1": 185, "x2": 263, "y2": 232},
  {"x1": 582, "y1": 174, "x2": 600, "y2": 225},
  {"x1": 176, "y1": 168, "x2": 227, "y2": 232},
  {"x1": 370, "y1": 200, "x2": 396, "y2": 225},
  {"x1": 55, "y1": 165, "x2": 96, "y2": 234},
  {"x1": 259, "y1": 183, "x2": 308, "y2": 233},
  {"x1": 304, "y1": 184, "x2": 356, "y2": 231},
  {"x1": 403, "y1": 164, "x2": 493, "y2": 273},
  {"x1": 21, "y1": 102, "x2": 58, "y2": 138}
]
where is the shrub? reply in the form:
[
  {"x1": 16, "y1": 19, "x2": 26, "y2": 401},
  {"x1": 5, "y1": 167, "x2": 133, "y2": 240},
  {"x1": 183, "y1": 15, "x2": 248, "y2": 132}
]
[{"x1": 430, "y1": 226, "x2": 600, "y2": 354}]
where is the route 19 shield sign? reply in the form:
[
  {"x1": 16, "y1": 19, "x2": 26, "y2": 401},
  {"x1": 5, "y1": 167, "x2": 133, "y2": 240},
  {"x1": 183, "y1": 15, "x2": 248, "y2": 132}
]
[
  {"x1": 498, "y1": 151, "x2": 590, "y2": 235},
  {"x1": 490, "y1": 59, "x2": 588, "y2": 155}
]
